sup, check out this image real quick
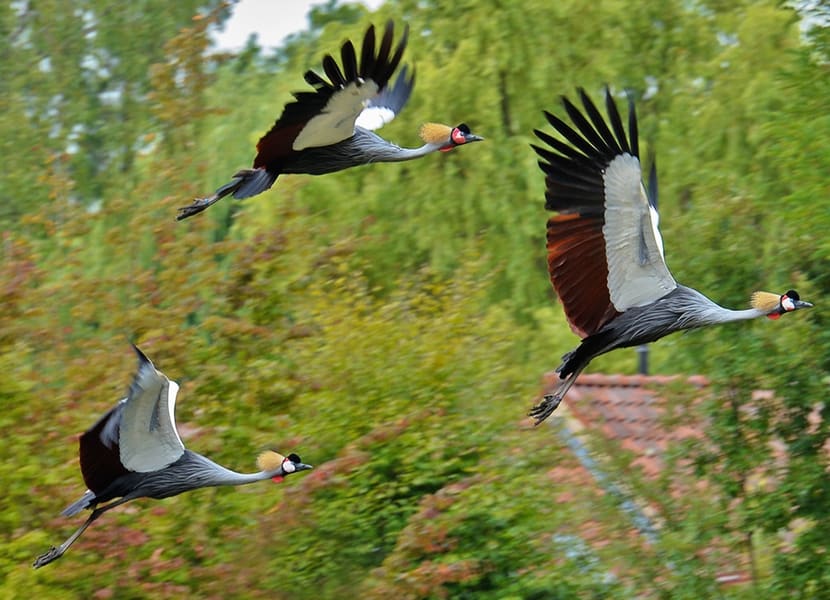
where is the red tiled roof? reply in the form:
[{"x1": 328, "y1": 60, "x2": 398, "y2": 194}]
[
  {"x1": 540, "y1": 371, "x2": 759, "y2": 587},
  {"x1": 542, "y1": 372, "x2": 709, "y2": 477}
]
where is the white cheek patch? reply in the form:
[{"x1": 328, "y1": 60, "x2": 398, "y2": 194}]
[
  {"x1": 282, "y1": 461, "x2": 296, "y2": 473},
  {"x1": 782, "y1": 296, "x2": 795, "y2": 311}
]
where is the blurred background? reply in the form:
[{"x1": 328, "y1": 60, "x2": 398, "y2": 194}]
[{"x1": 2, "y1": 0, "x2": 829, "y2": 597}]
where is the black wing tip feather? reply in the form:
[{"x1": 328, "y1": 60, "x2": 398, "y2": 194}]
[
  {"x1": 303, "y1": 69, "x2": 330, "y2": 90},
  {"x1": 375, "y1": 21, "x2": 408, "y2": 87},
  {"x1": 340, "y1": 40, "x2": 358, "y2": 81},
  {"x1": 129, "y1": 344, "x2": 158, "y2": 389},
  {"x1": 258, "y1": 21, "x2": 409, "y2": 157},
  {"x1": 603, "y1": 87, "x2": 632, "y2": 156},
  {"x1": 292, "y1": 20, "x2": 410, "y2": 99},
  {"x1": 371, "y1": 64, "x2": 416, "y2": 115},
  {"x1": 647, "y1": 155, "x2": 658, "y2": 209},
  {"x1": 539, "y1": 86, "x2": 641, "y2": 163},
  {"x1": 534, "y1": 86, "x2": 645, "y2": 213},
  {"x1": 560, "y1": 95, "x2": 613, "y2": 159},
  {"x1": 322, "y1": 54, "x2": 346, "y2": 88},
  {"x1": 624, "y1": 90, "x2": 639, "y2": 158},
  {"x1": 131, "y1": 343, "x2": 151, "y2": 365},
  {"x1": 360, "y1": 22, "x2": 377, "y2": 74},
  {"x1": 578, "y1": 87, "x2": 623, "y2": 156},
  {"x1": 303, "y1": 21, "x2": 409, "y2": 94},
  {"x1": 542, "y1": 110, "x2": 573, "y2": 135}
]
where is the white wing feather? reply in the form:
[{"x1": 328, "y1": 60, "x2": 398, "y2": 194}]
[
  {"x1": 119, "y1": 358, "x2": 185, "y2": 472},
  {"x1": 355, "y1": 105, "x2": 396, "y2": 130},
  {"x1": 292, "y1": 80, "x2": 380, "y2": 150},
  {"x1": 648, "y1": 203, "x2": 665, "y2": 257},
  {"x1": 602, "y1": 153, "x2": 676, "y2": 310}
]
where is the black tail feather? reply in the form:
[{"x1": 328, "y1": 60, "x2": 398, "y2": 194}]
[
  {"x1": 177, "y1": 168, "x2": 277, "y2": 220},
  {"x1": 232, "y1": 168, "x2": 278, "y2": 199}
]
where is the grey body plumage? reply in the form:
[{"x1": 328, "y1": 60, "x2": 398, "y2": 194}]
[
  {"x1": 529, "y1": 88, "x2": 812, "y2": 423},
  {"x1": 280, "y1": 126, "x2": 449, "y2": 175},
  {"x1": 177, "y1": 22, "x2": 482, "y2": 220},
  {"x1": 66, "y1": 450, "x2": 274, "y2": 513},
  {"x1": 33, "y1": 346, "x2": 311, "y2": 568},
  {"x1": 560, "y1": 285, "x2": 768, "y2": 378}
]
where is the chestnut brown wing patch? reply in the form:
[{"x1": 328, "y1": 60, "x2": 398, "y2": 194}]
[
  {"x1": 253, "y1": 21, "x2": 408, "y2": 169},
  {"x1": 547, "y1": 214, "x2": 619, "y2": 337}
]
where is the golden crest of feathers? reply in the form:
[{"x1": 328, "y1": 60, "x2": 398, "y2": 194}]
[
  {"x1": 419, "y1": 122, "x2": 452, "y2": 144},
  {"x1": 750, "y1": 291, "x2": 780, "y2": 312},
  {"x1": 257, "y1": 450, "x2": 284, "y2": 472}
]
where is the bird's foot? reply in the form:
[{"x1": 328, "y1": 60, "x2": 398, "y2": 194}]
[
  {"x1": 33, "y1": 546, "x2": 63, "y2": 569},
  {"x1": 176, "y1": 196, "x2": 216, "y2": 221},
  {"x1": 528, "y1": 393, "x2": 562, "y2": 425}
]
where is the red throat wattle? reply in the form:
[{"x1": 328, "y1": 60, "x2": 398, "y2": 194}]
[
  {"x1": 272, "y1": 475, "x2": 285, "y2": 483},
  {"x1": 767, "y1": 313, "x2": 781, "y2": 320}
]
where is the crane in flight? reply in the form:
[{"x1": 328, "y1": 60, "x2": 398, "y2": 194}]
[
  {"x1": 529, "y1": 87, "x2": 812, "y2": 424},
  {"x1": 177, "y1": 20, "x2": 482, "y2": 220},
  {"x1": 34, "y1": 345, "x2": 311, "y2": 568}
]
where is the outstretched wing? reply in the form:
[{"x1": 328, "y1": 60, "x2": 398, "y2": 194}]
[
  {"x1": 77, "y1": 346, "x2": 184, "y2": 492},
  {"x1": 531, "y1": 87, "x2": 676, "y2": 339},
  {"x1": 117, "y1": 345, "x2": 185, "y2": 473},
  {"x1": 79, "y1": 401, "x2": 128, "y2": 495},
  {"x1": 253, "y1": 20, "x2": 410, "y2": 168},
  {"x1": 355, "y1": 65, "x2": 416, "y2": 130}
]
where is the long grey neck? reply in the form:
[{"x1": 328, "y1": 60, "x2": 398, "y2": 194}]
[
  {"x1": 368, "y1": 141, "x2": 445, "y2": 163},
  {"x1": 208, "y1": 464, "x2": 273, "y2": 486},
  {"x1": 187, "y1": 452, "x2": 275, "y2": 487},
  {"x1": 678, "y1": 286, "x2": 766, "y2": 326},
  {"x1": 707, "y1": 306, "x2": 766, "y2": 323},
  {"x1": 290, "y1": 132, "x2": 447, "y2": 175},
  {"x1": 352, "y1": 126, "x2": 446, "y2": 163}
]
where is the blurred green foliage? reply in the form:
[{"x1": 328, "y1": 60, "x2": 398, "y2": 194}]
[{"x1": 1, "y1": 0, "x2": 829, "y2": 598}]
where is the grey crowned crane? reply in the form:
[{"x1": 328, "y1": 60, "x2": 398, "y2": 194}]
[
  {"x1": 528, "y1": 87, "x2": 812, "y2": 424},
  {"x1": 33, "y1": 345, "x2": 311, "y2": 568},
  {"x1": 177, "y1": 20, "x2": 483, "y2": 220}
]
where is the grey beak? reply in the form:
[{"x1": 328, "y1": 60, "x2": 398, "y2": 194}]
[
  {"x1": 795, "y1": 300, "x2": 813, "y2": 309},
  {"x1": 297, "y1": 463, "x2": 313, "y2": 471},
  {"x1": 467, "y1": 134, "x2": 484, "y2": 143}
]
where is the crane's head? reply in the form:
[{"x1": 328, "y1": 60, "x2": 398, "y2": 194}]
[
  {"x1": 419, "y1": 122, "x2": 483, "y2": 152},
  {"x1": 751, "y1": 290, "x2": 813, "y2": 320},
  {"x1": 257, "y1": 450, "x2": 313, "y2": 483}
]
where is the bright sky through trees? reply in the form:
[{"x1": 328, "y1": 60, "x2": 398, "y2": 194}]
[{"x1": 211, "y1": 0, "x2": 385, "y2": 50}]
